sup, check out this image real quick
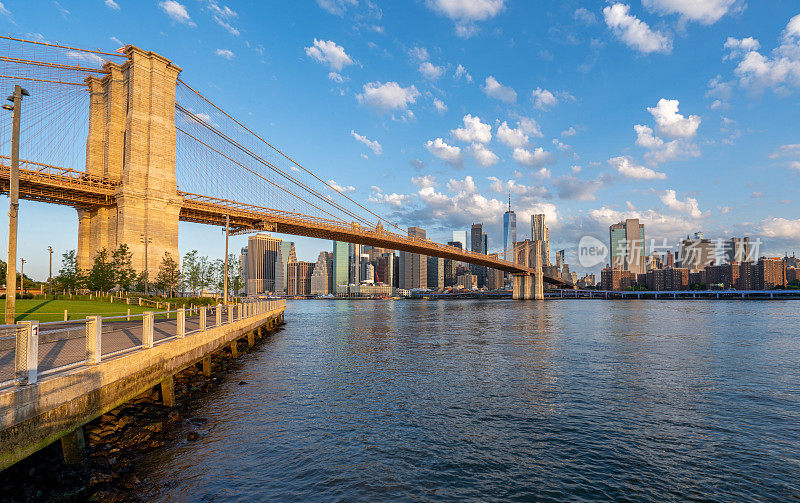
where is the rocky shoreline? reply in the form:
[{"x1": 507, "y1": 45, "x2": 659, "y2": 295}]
[{"x1": 0, "y1": 327, "x2": 279, "y2": 503}]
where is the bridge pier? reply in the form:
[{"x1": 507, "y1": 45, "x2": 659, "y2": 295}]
[
  {"x1": 60, "y1": 427, "x2": 86, "y2": 465},
  {"x1": 512, "y1": 273, "x2": 543, "y2": 300},
  {"x1": 160, "y1": 375, "x2": 176, "y2": 407}
]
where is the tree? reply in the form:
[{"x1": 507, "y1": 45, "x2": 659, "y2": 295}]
[
  {"x1": 210, "y1": 258, "x2": 225, "y2": 294},
  {"x1": 56, "y1": 250, "x2": 82, "y2": 293},
  {"x1": 112, "y1": 244, "x2": 136, "y2": 292},
  {"x1": 228, "y1": 253, "x2": 242, "y2": 298},
  {"x1": 182, "y1": 250, "x2": 200, "y2": 295},
  {"x1": 86, "y1": 248, "x2": 115, "y2": 292},
  {"x1": 155, "y1": 252, "x2": 180, "y2": 297}
]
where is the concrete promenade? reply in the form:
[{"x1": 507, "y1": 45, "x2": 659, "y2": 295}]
[{"x1": 0, "y1": 300, "x2": 285, "y2": 471}]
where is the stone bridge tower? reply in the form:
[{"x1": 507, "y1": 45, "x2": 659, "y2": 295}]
[
  {"x1": 512, "y1": 239, "x2": 544, "y2": 300},
  {"x1": 77, "y1": 46, "x2": 183, "y2": 275}
]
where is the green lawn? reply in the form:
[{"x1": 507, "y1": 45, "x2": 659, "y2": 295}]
[{"x1": 1, "y1": 299, "x2": 152, "y2": 322}]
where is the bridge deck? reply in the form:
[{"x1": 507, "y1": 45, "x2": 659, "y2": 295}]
[{"x1": 0, "y1": 158, "x2": 566, "y2": 285}]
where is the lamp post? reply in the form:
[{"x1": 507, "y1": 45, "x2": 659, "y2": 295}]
[
  {"x1": 139, "y1": 233, "x2": 152, "y2": 296},
  {"x1": 47, "y1": 246, "x2": 53, "y2": 297},
  {"x1": 19, "y1": 258, "x2": 25, "y2": 296},
  {"x1": 3, "y1": 85, "x2": 29, "y2": 324},
  {"x1": 223, "y1": 214, "x2": 229, "y2": 304}
]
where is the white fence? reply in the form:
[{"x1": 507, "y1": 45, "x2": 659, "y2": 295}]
[{"x1": 0, "y1": 299, "x2": 284, "y2": 388}]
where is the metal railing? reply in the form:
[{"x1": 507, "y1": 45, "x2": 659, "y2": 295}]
[{"x1": 0, "y1": 299, "x2": 284, "y2": 389}]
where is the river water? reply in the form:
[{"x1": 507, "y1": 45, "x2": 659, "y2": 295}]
[{"x1": 133, "y1": 299, "x2": 800, "y2": 502}]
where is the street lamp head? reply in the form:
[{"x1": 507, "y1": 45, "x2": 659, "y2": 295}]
[
  {"x1": 1, "y1": 104, "x2": 12, "y2": 111},
  {"x1": 20, "y1": 88, "x2": 29, "y2": 97}
]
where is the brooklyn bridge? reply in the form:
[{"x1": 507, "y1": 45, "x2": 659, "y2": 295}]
[{"x1": 0, "y1": 36, "x2": 565, "y2": 300}]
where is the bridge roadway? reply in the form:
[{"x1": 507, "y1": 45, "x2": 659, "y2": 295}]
[
  {"x1": 0, "y1": 312, "x2": 207, "y2": 387},
  {"x1": 0, "y1": 158, "x2": 567, "y2": 286}
]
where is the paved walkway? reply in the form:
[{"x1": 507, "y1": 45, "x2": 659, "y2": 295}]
[{"x1": 0, "y1": 311, "x2": 226, "y2": 386}]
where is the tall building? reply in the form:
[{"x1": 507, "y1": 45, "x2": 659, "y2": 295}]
[
  {"x1": 278, "y1": 241, "x2": 296, "y2": 294},
  {"x1": 375, "y1": 253, "x2": 395, "y2": 285},
  {"x1": 556, "y1": 249, "x2": 565, "y2": 271},
  {"x1": 444, "y1": 241, "x2": 461, "y2": 287},
  {"x1": 503, "y1": 195, "x2": 516, "y2": 262},
  {"x1": 756, "y1": 257, "x2": 786, "y2": 289},
  {"x1": 239, "y1": 247, "x2": 248, "y2": 295},
  {"x1": 452, "y1": 230, "x2": 467, "y2": 252},
  {"x1": 531, "y1": 214, "x2": 551, "y2": 266},
  {"x1": 725, "y1": 237, "x2": 752, "y2": 264},
  {"x1": 400, "y1": 226, "x2": 427, "y2": 289},
  {"x1": 331, "y1": 241, "x2": 349, "y2": 289},
  {"x1": 679, "y1": 233, "x2": 716, "y2": 272},
  {"x1": 310, "y1": 251, "x2": 331, "y2": 295},
  {"x1": 427, "y1": 256, "x2": 444, "y2": 289},
  {"x1": 246, "y1": 233, "x2": 282, "y2": 296},
  {"x1": 609, "y1": 218, "x2": 645, "y2": 275},
  {"x1": 287, "y1": 261, "x2": 315, "y2": 296},
  {"x1": 350, "y1": 243, "x2": 362, "y2": 285},
  {"x1": 471, "y1": 223, "x2": 488, "y2": 287}
]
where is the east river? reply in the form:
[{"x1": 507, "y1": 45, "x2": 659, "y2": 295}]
[{"x1": 132, "y1": 299, "x2": 799, "y2": 502}]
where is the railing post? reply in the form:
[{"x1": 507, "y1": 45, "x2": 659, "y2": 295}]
[
  {"x1": 143, "y1": 311, "x2": 154, "y2": 348},
  {"x1": 64, "y1": 309, "x2": 68, "y2": 321},
  {"x1": 85, "y1": 316, "x2": 101, "y2": 365},
  {"x1": 200, "y1": 306, "x2": 207, "y2": 331},
  {"x1": 166, "y1": 302, "x2": 171, "y2": 319},
  {"x1": 228, "y1": 305, "x2": 233, "y2": 324},
  {"x1": 15, "y1": 321, "x2": 39, "y2": 385},
  {"x1": 216, "y1": 304, "x2": 222, "y2": 326},
  {"x1": 177, "y1": 308, "x2": 185, "y2": 338}
]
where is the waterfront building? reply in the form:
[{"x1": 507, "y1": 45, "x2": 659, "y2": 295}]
[
  {"x1": 279, "y1": 241, "x2": 297, "y2": 294},
  {"x1": 503, "y1": 196, "x2": 516, "y2": 262},
  {"x1": 577, "y1": 274, "x2": 596, "y2": 288},
  {"x1": 331, "y1": 241, "x2": 350, "y2": 290},
  {"x1": 679, "y1": 233, "x2": 716, "y2": 272},
  {"x1": 336, "y1": 283, "x2": 393, "y2": 298},
  {"x1": 365, "y1": 263, "x2": 375, "y2": 284},
  {"x1": 487, "y1": 268, "x2": 504, "y2": 290},
  {"x1": 452, "y1": 230, "x2": 467, "y2": 252},
  {"x1": 725, "y1": 237, "x2": 752, "y2": 264},
  {"x1": 444, "y1": 240, "x2": 462, "y2": 287},
  {"x1": 601, "y1": 267, "x2": 636, "y2": 291},
  {"x1": 785, "y1": 253, "x2": 799, "y2": 269},
  {"x1": 457, "y1": 272, "x2": 478, "y2": 290},
  {"x1": 756, "y1": 257, "x2": 786, "y2": 290},
  {"x1": 666, "y1": 251, "x2": 674, "y2": 268},
  {"x1": 350, "y1": 243, "x2": 362, "y2": 284},
  {"x1": 426, "y1": 256, "x2": 444, "y2": 290},
  {"x1": 399, "y1": 226, "x2": 427, "y2": 289},
  {"x1": 246, "y1": 233, "x2": 282, "y2": 296},
  {"x1": 375, "y1": 253, "x2": 395, "y2": 286},
  {"x1": 664, "y1": 268, "x2": 690, "y2": 290},
  {"x1": 787, "y1": 266, "x2": 799, "y2": 284},
  {"x1": 310, "y1": 252, "x2": 331, "y2": 295},
  {"x1": 609, "y1": 219, "x2": 645, "y2": 275},
  {"x1": 359, "y1": 253, "x2": 371, "y2": 283},
  {"x1": 531, "y1": 214, "x2": 551, "y2": 266},
  {"x1": 556, "y1": 249, "x2": 565, "y2": 272},
  {"x1": 647, "y1": 254, "x2": 663, "y2": 271},
  {"x1": 287, "y1": 261, "x2": 315, "y2": 296},
  {"x1": 471, "y1": 223, "x2": 488, "y2": 287},
  {"x1": 239, "y1": 247, "x2": 248, "y2": 295}
]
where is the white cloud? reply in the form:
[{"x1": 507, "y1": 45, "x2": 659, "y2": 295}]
[
  {"x1": 585, "y1": 206, "x2": 696, "y2": 239},
  {"x1": 451, "y1": 114, "x2": 492, "y2": 144},
  {"x1": 603, "y1": 3, "x2": 672, "y2": 54},
  {"x1": 316, "y1": 0, "x2": 357, "y2": 16},
  {"x1": 609, "y1": 156, "x2": 667, "y2": 179},
  {"x1": 760, "y1": 217, "x2": 800, "y2": 239},
  {"x1": 496, "y1": 121, "x2": 529, "y2": 148},
  {"x1": 769, "y1": 144, "x2": 800, "y2": 159},
  {"x1": 705, "y1": 75, "x2": 734, "y2": 109},
  {"x1": 455, "y1": 64, "x2": 473, "y2": 82},
  {"x1": 468, "y1": 143, "x2": 499, "y2": 167},
  {"x1": 110, "y1": 36, "x2": 123, "y2": 46},
  {"x1": 105, "y1": 0, "x2": 120, "y2": 10},
  {"x1": 426, "y1": 138, "x2": 464, "y2": 166},
  {"x1": 574, "y1": 7, "x2": 597, "y2": 25},
  {"x1": 482, "y1": 76, "x2": 517, "y2": 103},
  {"x1": 351, "y1": 130, "x2": 383, "y2": 155},
  {"x1": 419, "y1": 61, "x2": 445, "y2": 80},
  {"x1": 789, "y1": 161, "x2": 800, "y2": 171},
  {"x1": 724, "y1": 15, "x2": 800, "y2": 92},
  {"x1": 207, "y1": 0, "x2": 239, "y2": 35},
  {"x1": 328, "y1": 179, "x2": 355, "y2": 193},
  {"x1": 552, "y1": 138, "x2": 571, "y2": 151},
  {"x1": 647, "y1": 98, "x2": 700, "y2": 138},
  {"x1": 411, "y1": 175, "x2": 437, "y2": 188},
  {"x1": 561, "y1": 126, "x2": 577, "y2": 137},
  {"x1": 659, "y1": 189, "x2": 702, "y2": 217},
  {"x1": 370, "y1": 192, "x2": 413, "y2": 207},
  {"x1": 552, "y1": 175, "x2": 608, "y2": 201},
  {"x1": 513, "y1": 147, "x2": 555, "y2": 168},
  {"x1": 0, "y1": 2, "x2": 11, "y2": 17},
  {"x1": 305, "y1": 39, "x2": 354, "y2": 71},
  {"x1": 159, "y1": 1, "x2": 195, "y2": 26},
  {"x1": 517, "y1": 116, "x2": 543, "y2": 138},
  {"x1": 215, "y1": 48, "x2": 234, "y2": 60},
  {"x1": 328, "y1": 72, "x2": 345, "y2": 83},
  {"x1": 433, "y1": 98, "x2": 448, "y2": 113},
  {"x1": 357, "y1": 82, "x2": 420, "y2": 111},
  {"x1": 642, "y1": 0, "x2": 738, "y2": 25},
  {"x1": 426, "y1": 0, "x2": 505, "y2": 38},
  {"x1": 531, "y1": 87, "x2": 557, "y2": 110},
  {"x1": 409, "y1": 46, "x2": 429, "y2": 61}
]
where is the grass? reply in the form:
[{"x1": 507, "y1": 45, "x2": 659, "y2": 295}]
[{"x1": 1, "y1": 299, "x2": 152, "y2": 323}]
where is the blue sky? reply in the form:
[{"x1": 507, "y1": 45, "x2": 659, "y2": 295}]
[{"x1": 1, "y1": 0, "x2": 799, "y2": 279}]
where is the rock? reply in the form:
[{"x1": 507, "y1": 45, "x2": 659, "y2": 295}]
[
  {"x1": 187, "y1": 431, "x2": 200, "y2": 441},
  {"x1": 143, "y1": 421, "x2": 164, "y2": 433},
  {"x1": 238, "y1": 381, "x2": 247, "y2": 385},
  {"x1": 88, "y1": 471, "x2": 115, "y2": 488}
]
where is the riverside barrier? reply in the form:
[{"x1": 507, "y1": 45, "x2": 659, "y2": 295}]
[{"x1": 0, "y1": 299, "x2": 285, "y2": 470}]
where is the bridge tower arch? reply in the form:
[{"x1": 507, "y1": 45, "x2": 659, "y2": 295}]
[
  {"x1": 77, "y1": 46, "x2": 183, "y2": 275},
  {"x1": 511, "y1": 239, "x2": 544, "y2": 300}
]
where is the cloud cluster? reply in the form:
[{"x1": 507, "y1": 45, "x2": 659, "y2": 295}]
[
  {"x1": 426, "y1": 0, "x2": 505, "y2": 37},
  {"x1": 305, "y1": 39, "x2": 354, "y2": 71},
  {"x1": 609, "y1": 156, "x2": 666, "y2": 179},
  {"x1": 642, "y1": 0, "x2": 739, "y2": 25},
  {"x1": 483, "y1": 76, "x2": 517, "y2": 103},
  {"x1": 426, "y1": 138, "x2": 464, "y2": 166},
  {"x1": 351, "y1": 130, "x2": 383, "y2": 155},
  {"x1": 659, "y1": 189, "x2": 702, "y2": 217},
  {"x1": 451, "y1": 114, "x2": 492, "y2": 143},
  {"x1": 357, "y1": 81, "x2": 420, "y2": 111},
  {"x1": 603, "y1": 3, "x2": 672, "y2": 54}
]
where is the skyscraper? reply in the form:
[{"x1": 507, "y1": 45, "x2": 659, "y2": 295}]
[
  {"x1": 503, "y1": 194, "x2": 517, "y2": 262},
  {"x1": 678, "y1": 233, "x2": 715, "y2": 272},
  {"x1": 246, "y1": 233, "x2": 282, "y2": 296},
  {"x1": 452, "y1": 230, "x2": 467, "y2": 251},
  {"x1": 471, "y1": 223, "x2": 488, "y2": 287},
  {"x1": 531, "y1": 214, "x2": 550, "y2": 266},
  {"x1": 400, "y1": 226, "x2": 427, "y2": 289},
  {"x1": 350, "y1": 243, "x2": 362, "y2": 284},
  {"x1": 331, "y1": 241, "x2": 349, "y2": 289},
  {"x1": 609, "y1": 219, "x2": 645, "y2": 275},
  {"x1": 310, "y1": 251, "x2": 331, "y2": 295},
  {"x1": 278, "y1": 241, "x2": 296, "y2": 294},
  {"x1": 725, "y1": 237, "x2": 752, "y2": 263}
]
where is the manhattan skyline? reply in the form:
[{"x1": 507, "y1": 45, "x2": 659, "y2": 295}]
[{"x1": 0, "y1": 0, "x2": 798, "y2": 280}]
